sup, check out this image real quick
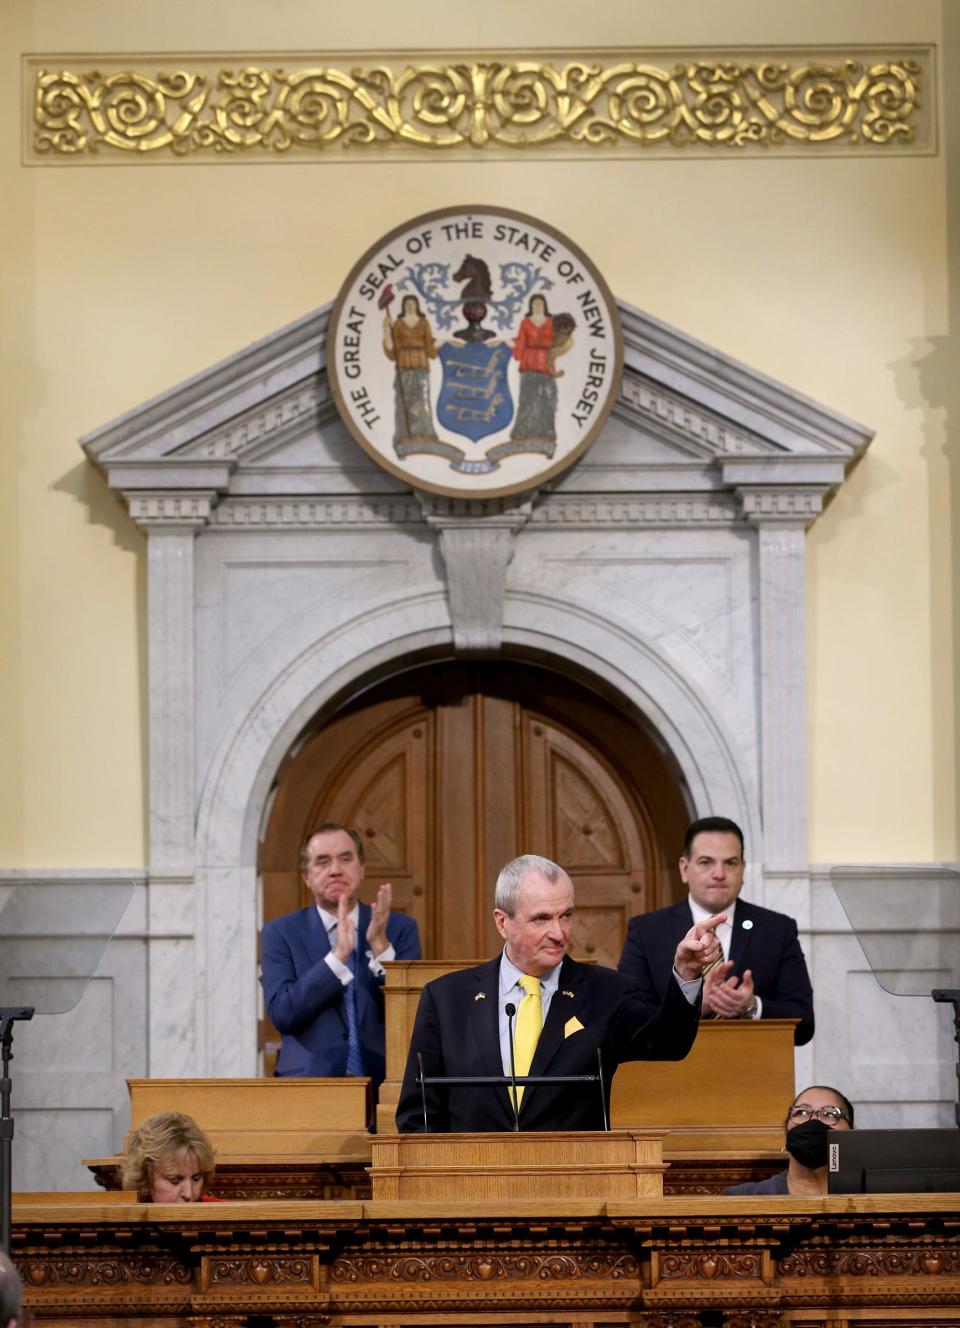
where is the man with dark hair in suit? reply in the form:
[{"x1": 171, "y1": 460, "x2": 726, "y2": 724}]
[
  {"x1": 396, "y1": 853, "x2": 724, "y2": 1133},
  {"x1": 260, "y1": 822, "x2": 421, "y2": 1091},
  {"x1": 618, "y1": 816, "x2": 814, "y2": 1046},
  {"x1": 0, "y1": 1251, "x2": 21, "y2": 1328}
]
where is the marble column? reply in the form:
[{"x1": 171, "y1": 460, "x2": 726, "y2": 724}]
[{"x1": 127, "y1": 491, "x2": 215, "y2": 1077}]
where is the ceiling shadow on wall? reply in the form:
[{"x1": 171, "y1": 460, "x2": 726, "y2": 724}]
[
  {"x1": 887, "y1": 202, "x2": 960, "y2": 855},
  {"x1": 53, "y1": 458, "x2": 149, "y2": 852},
  {"x1": 54, "y1": 460, "x2": 144, "y2": 558},
  {"x1": 897, "y1": 2, "x2": 960, "y2": 857}
]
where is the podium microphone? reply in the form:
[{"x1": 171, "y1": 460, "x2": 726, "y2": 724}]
[
  {"x1": 417, "y1": 1051, "x2": 430, "y2": 1133},
  {"x1": 596, "y1": 1047, "x2": 609, "y2": 1131},
  {"x1": 504, "y1": 1002, "x2": 521, "y2": 1131}
]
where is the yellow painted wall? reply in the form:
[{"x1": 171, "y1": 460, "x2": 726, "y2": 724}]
[{"x1": 0, "y1": 0, "x2": 955, "y2": 866}]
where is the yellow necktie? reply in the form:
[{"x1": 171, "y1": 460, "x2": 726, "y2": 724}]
[{"x1": 512, "y1": 974, "x2": 542, "y2": 1110}]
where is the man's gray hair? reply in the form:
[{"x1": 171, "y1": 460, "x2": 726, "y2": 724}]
[
  {"x1": 0, "y1": 1250, "x2": 21, "y2": 1327},
  {"x1": 494, "y1": 855, "x2": 573, "y2": 916}
]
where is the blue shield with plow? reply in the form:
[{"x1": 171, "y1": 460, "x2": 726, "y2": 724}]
[{"x1": 437, "y1": 342, "x2": 514, "y2": 442}]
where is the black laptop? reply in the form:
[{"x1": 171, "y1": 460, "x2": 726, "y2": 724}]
[{"x1": 828, "y1": 1128, "x2": 960, "y2": 1193}]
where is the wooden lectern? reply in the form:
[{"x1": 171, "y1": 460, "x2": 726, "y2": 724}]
[
  {"x1": 377, "y1": 959, "x2": 472, "y2": 1134},
  {"x1": 369, "y1": 1129, "x2": 667, "y2": 1200},
  {"x1": 611, "y1": 1018, "x2": 799, "y2": 1152}
]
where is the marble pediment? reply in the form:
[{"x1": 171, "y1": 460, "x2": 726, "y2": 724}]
[{"x1": 81, "y1": 298, "x2": 872, "y2": 513}]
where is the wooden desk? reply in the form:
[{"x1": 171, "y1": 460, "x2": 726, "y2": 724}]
[
  {"x1": 369, "y1": 1128, "x2": 667, "y2": 1200},
  {"x1": 13, "y1": 1194, "x2": 960, "y2": 1326},
  {"x1": 611, "y1": 1018, "x2": 799, "y2": 1151},
  {"x1": 86, "y1": 1076, "x2": 374, "y2": 1200},
  {"x1": 125, "y1": 1076, "x2": 371, "y2": 1155}
]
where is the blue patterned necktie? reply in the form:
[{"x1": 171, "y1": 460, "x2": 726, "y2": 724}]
[{"x1": 343, "y1": 939, "x2": 364, "y2": 1077}]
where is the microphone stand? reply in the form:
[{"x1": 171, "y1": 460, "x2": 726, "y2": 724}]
[
  {"x1": 504, "y1": 1002, "x2": 520, "y2": 1131},
  {"x1": 596, "y1": 1047, "x2": 609, "y2": 1131},
  {"x1": 417, "y1": 1052, "x2": 430, "y2": 1133}
]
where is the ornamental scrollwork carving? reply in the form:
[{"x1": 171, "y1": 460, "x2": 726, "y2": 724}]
[
  {"x1": 778, "y1": 1247, "x2": 960, "y2": 1278},
  {"x1": 207, "y1": 1257, "x2": 312, "y2": 1286},
  {"x1": 330, "y1": 1250, "x2": 639, "y2": 1282},
  {"x1": 658, "y1": 1251, "x2": 764, "y2": 1281},
  {"x1": 28, "y1": 51, "x2": 929, "y2": 160},
  {"x1": 21, "y1": 1257, "x2": 192, "y2": 1287}
]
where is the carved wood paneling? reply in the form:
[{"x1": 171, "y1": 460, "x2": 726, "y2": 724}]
[{"x1": 13, "y1": 1201, "x2": 960, "y2": 1325}]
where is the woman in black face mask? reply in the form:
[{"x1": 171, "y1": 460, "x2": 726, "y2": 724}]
[{"x1": 723, "y1": 1084, "x2": 854, "y2": 1195}]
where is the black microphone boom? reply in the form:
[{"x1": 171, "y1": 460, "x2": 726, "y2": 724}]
[{"x1": 504, "y1": 1002, "x2": 520, "y2": 1131}]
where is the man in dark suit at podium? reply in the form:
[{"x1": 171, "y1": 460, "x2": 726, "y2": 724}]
[
  {"x1": 396, "y1": 853, "x2": 723, "y2": 1133},
  {"x1": 261, "y1": 822, "x2": 421, "y2": 1089},
  {"x1": 618, "y1": 816, "x2": 814, "y2": 1046}
]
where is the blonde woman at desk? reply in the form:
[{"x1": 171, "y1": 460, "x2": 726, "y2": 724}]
[{"x1": 122, "y1": 1111, "x2": 223, "y2": 1203}]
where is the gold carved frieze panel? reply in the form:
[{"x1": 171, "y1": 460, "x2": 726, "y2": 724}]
[{"x1": 23, "y1": 46, "x2": 934, "y2": 163}]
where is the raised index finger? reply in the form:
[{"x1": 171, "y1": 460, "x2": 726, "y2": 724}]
[{"x1": 695, "y1": 913, "x2": 728, "y2": 936}]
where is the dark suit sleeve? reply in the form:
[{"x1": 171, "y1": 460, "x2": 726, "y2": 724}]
[
  {"x1": 260, "y1": 920, "x2": 345, "y2": 1035},
  {"x1": 390, "y1": 913, "x2": 422, "y2": 962},
  {"x1": 617, "y1": 915, "x2": 668, "y2": 1014},
  {"x1": 761, "y1": 918, "x2": 814, "y2": 1046},
  {"x1": 396, "y1": 982, "x2": 449, "y2": 1133},
  {"x1": 613, "y1": 970, "x2": 701, "y2": 1064}
]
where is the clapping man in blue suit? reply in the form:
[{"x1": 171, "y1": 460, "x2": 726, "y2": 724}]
[
  {"x1": 260, "y1": 822, "x2": 421, "y2": 1095},
  {"x1": 618, "y1": 817, "x2": 814, "y2": 1046}
]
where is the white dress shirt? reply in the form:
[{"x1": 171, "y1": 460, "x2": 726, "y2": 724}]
[
  {"x1": 688, "y1": 895, "x2": 762, "y2": 1019},
  {"x1": 318, "y1": 903, "x2": 396, "y2": 985}
]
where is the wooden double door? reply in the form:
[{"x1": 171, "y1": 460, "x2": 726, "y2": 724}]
[{"x1": 260, "y1": 661, "x2": 690, "y2": 973}]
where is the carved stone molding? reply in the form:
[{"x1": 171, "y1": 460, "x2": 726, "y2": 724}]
[
  {"x1": 738, "y1": 486, "x2": 829, "y2": 527},
  {"x1": 183, "y1": 380, "x2": 329, "y2": 462},
  {"x1": 617, "y1": 376, "x2": 769, "y2": 457},
  {"x1": 531, "y1": 493, "x2": 739, "y2": 527},
  {"x1": 424, "y1": 497, "x2": 532, "y2": 653},
  {"x1": 26, "y1": 47, "x2": 933, "y2": 162},
  {"x1": 124, "y1": 490, "x2": 217, "y2": 529},
  {"x1": 209, "y1": 496, "x2": 425, "y2": 529}
]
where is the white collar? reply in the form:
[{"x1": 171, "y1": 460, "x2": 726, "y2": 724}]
[
  {"x1": 499, "y1": 948, "x2": 563, "y2": 998},
  {"x1": 688, "y1": 896, "x2": 737, "y2": 928},
  {"x1": 318, "y1": 902, "x2": 360, "y2": 932}
]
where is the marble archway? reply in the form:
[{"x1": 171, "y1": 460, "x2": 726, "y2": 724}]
[{"x1": 82, "y1": 299, "x2": 871, "y2": 1078}]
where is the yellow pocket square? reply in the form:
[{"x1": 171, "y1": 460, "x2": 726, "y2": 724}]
[{"x1": 564, "y1": 1016, "x2": 585, "y2": 1038}]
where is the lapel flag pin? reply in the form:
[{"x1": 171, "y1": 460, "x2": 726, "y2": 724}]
[{"x1": 562, "y1": 990, "x2": 575, "y2": 998}]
